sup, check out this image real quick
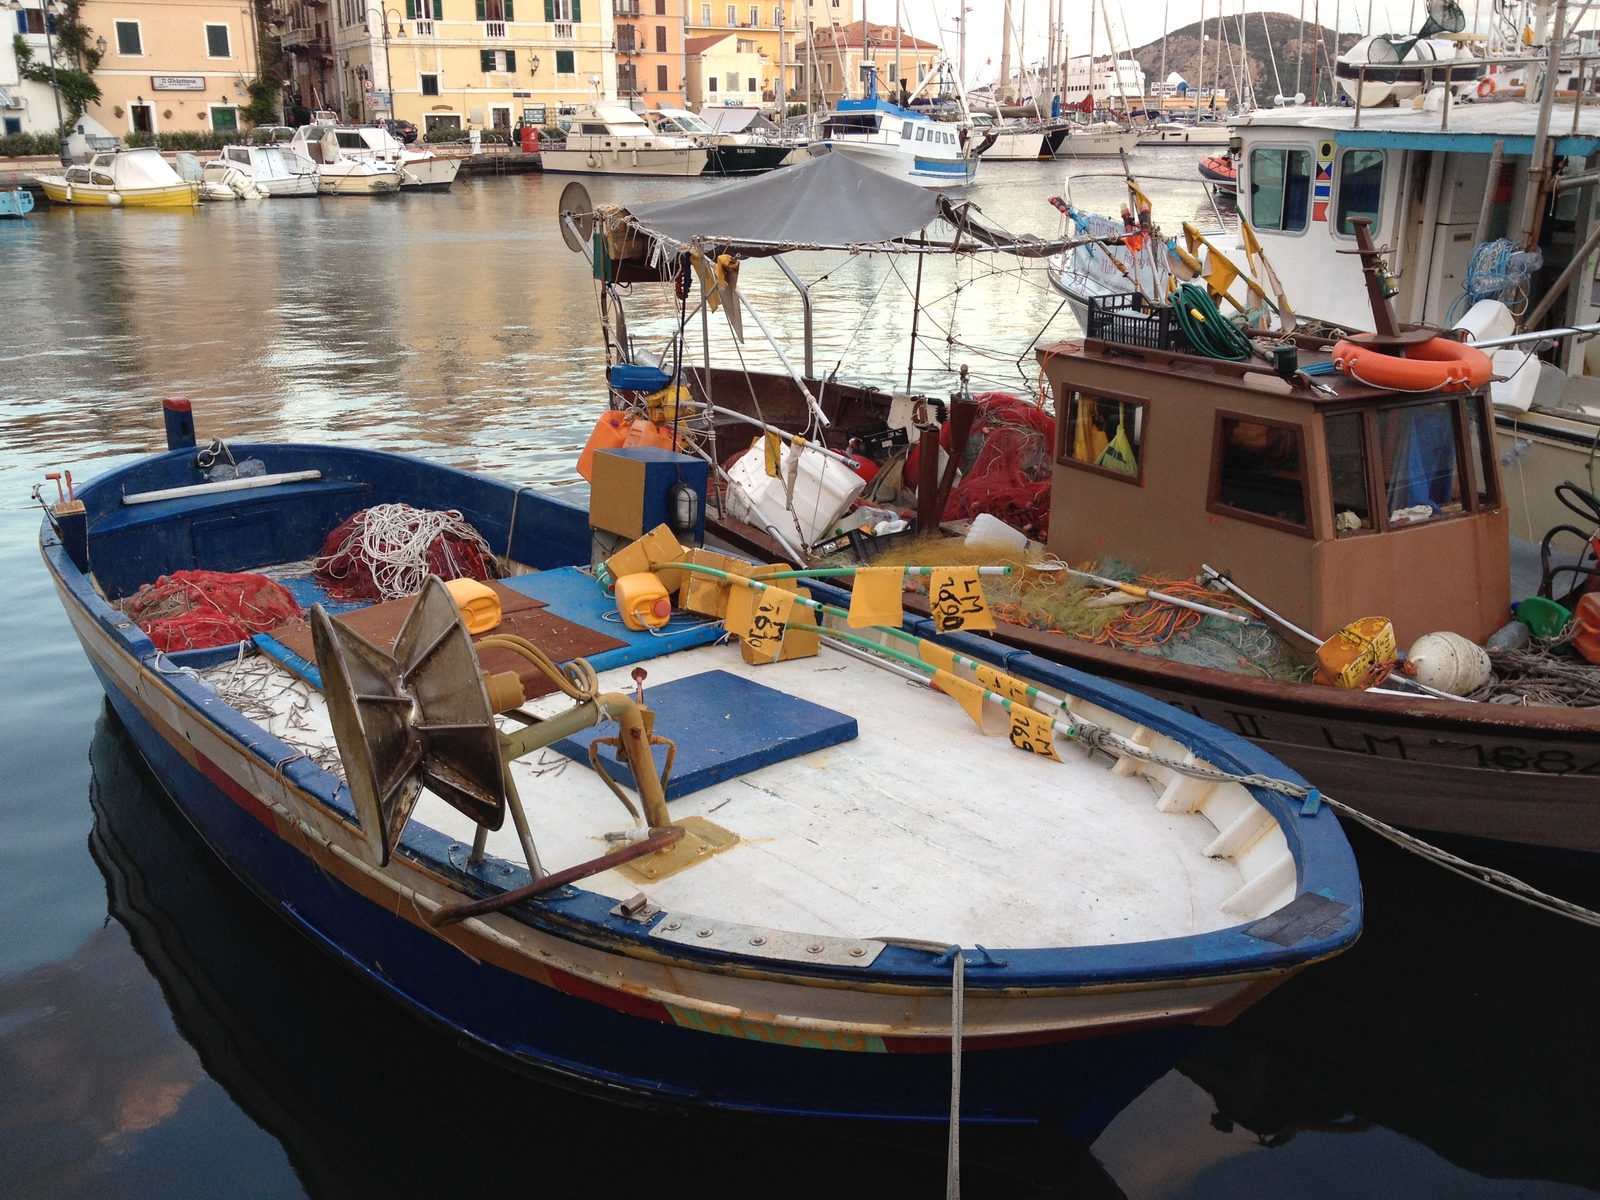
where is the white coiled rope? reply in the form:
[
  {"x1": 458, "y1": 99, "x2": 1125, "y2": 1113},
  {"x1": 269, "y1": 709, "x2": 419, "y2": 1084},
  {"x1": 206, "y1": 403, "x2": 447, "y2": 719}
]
[{"x1": 319, "y1": 504, "x2": 494, "y2": 600}]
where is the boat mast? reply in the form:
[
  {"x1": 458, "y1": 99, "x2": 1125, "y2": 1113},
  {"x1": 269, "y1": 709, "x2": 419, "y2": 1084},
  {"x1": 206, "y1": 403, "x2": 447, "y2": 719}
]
[
  {"x1": 1001, "y1": 0, "x2": 1014, "y2": 102},
  {"x1": 1101, "y1": 0, "x2": 1129, "y2": 111},
  {"x1": 1238, "y1": 0, "x2": 1250, "y2": 110},
  {"x1": 1159, "y1": 0, "x2": 1168, "y2": 111},
  {"x1": 1311, "y1": 0, "x2": 1321, "y2": 103},
  {"x1": 778, "y1": 3, "x2": 787, "y2": 112},
  {"x1": 1087, "y1": 0, "x2": 1096, "y2": 112}
]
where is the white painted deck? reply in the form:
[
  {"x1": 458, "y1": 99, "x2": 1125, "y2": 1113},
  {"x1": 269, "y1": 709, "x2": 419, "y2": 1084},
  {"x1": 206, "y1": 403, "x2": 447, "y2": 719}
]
[{"x1": 203, "y1": 639, "x2": 1295, "y2": 951}]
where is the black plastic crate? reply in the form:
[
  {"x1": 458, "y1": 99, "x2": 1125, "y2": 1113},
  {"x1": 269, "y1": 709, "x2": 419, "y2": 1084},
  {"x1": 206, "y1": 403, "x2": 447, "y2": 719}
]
[{"x1": 1085, "y1": 291, "x2": 1193, "y2": 354}]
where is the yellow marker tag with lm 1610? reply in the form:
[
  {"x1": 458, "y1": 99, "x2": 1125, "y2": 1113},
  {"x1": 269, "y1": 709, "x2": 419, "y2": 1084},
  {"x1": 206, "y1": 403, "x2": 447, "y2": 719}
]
[
  {"x1": 1007, "y1": 705, "x2": 1062, "y2": 761},
  {"x1": 724, "y1": 580, "x2": 797, "y2": 663},
  {"x1": 928, "y1": 566, "x2": 995, "y2": 633}
]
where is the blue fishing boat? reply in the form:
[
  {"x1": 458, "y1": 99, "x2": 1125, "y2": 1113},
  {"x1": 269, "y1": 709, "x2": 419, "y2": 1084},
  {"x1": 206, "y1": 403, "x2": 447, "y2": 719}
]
[
  {"x1": 38, "y1": 402, "x2": 1361, "y2": 1138},
  {"x1": 1, "y1": 186, "x2": 35, "y2": 217}
]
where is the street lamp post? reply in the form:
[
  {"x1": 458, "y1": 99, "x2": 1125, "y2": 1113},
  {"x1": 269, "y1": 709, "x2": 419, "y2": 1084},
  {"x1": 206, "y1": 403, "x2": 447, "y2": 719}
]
[
  {"x1": 9, "y1": 0, "x2": 69, "y2": 162},
  {"x1": 363, "y1": 7, "x2": 402, "y2": 120}
]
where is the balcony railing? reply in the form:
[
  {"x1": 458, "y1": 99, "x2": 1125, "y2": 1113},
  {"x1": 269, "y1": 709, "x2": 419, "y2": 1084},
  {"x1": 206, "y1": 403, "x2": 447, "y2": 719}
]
[
  {"x1": 553, "y1": 20, "x2": 574, "y2": 37},
  {"x1": 413, "y1": 18, "x2": 433, "y2": 33},
  {"x1": 613, "y1": 0, "x2": 639, "y2": 13},
  {"x1": 485, "y1": 20, "x2": 506, "y2": 36}
]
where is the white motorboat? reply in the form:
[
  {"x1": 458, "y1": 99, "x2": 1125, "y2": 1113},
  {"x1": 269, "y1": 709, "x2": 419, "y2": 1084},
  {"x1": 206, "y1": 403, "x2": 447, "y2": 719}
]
[
  {"x1": 1056, "y1": 123, "x2": 1141, "y2": 157},
  {"x1": 286, "y1": 125, "x2": 403, "y2": 196},
  {"x1": 542, "y1": 104, "x2": 708, "y2": 177},
  {"x1": 1139, "y1": 120, "x2": 1233, "y2": 146},
  {"x1": 201, "y1": 143, "x2": 319, "y2": 198},
  {"x1": 333, "y1": 124, "x2": 461, "y2": 190},
  {"x1": 644, "y1": 108, "x2": 793, "y2": 175},
  {"x1": 809, "y1": 98, "x2": 979, "y2": 188}
]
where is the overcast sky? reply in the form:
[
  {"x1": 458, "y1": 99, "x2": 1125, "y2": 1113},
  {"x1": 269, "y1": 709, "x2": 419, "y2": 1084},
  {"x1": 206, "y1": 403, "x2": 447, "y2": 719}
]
[{"x1": 870, "y1": 0, "x2": 1557, "y2": 86}]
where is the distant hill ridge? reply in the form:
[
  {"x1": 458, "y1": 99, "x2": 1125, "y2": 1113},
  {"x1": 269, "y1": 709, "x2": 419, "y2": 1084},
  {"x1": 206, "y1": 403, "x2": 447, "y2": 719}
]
[{"x1": 1123, "y1": 14, "x2": 1363, "y2": 104}]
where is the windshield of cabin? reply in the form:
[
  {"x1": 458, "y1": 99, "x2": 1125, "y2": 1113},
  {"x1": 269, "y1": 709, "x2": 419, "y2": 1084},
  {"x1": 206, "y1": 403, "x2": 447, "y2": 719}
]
[{"x1": 1250, "y1": 147, "x2": 1311, "y2": 233}]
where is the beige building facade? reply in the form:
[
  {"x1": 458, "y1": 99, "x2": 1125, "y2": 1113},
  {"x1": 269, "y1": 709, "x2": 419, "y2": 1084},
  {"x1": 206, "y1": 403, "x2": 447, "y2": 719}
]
[
  {"x1": 683, "y1": 31, "x2": 764, "y2": 109},
  {"x1": 7, "y1": 0, "x2": 260, "y2": 138},
  {"x1": 684, "y1": 0, "x2": 850, "y2": 105},
  {"x1": 613, "y1": 0, "x2": 686, "y2": 111},
  {"x1": 792, "y1": 21, "x2": 936, "y2": 108}
]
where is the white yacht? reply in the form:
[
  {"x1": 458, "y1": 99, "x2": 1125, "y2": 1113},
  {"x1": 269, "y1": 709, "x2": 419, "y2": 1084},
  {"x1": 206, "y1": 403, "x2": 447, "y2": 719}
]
[
  {"x1": 542, "y1": 104, "x2": 708, "y2": 177},
  {"x1": 285, "y1": 125, "x2": 403, "y2": 195},
  {"x1": 202, "y1": 143, "x2": 319, "y2": 198}
]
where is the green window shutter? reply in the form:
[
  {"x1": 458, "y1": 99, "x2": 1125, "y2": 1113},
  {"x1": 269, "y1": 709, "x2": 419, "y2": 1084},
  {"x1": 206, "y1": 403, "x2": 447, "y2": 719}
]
[
  {"x1": 505, "y1": 49, "x2": 516, "y2": 70},
  {"x1": 405, "y1": 0, "x2": 415, "y2": 18},
  {"x1": 544, "y1": 0, "x2": 554, "y2": 18},
  {"x1": 570, "y1": 0, "x2": 580, "y2": 20},
  {"x1": 432, "y1": 0, "x2": 443, "y2": 18},
  {"x1": 475, "y1": 0, "x2": 485, "y2": 18},
  {"x1": 556, "y1": 49, "x2": 573, "y2": 72},
  {"x1": 480, "y1": 48, "x2": 493, "y2": 69},
  {"x1": 503, "y1": 0, "x2": 514, "y2": 19}
]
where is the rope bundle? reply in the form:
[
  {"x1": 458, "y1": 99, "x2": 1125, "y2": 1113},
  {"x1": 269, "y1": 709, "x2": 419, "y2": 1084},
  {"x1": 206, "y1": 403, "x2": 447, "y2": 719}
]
[{"x1": 314, "y1": 504, "x2": 497, "y2": 602}]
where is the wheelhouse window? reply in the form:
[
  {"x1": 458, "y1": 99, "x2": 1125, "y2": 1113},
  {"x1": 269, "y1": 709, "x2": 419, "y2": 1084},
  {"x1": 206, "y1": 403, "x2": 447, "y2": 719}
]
[
  {"x1": 1249, "y1": 147, "x2": 1311, "y2": 233},
  {"x1": 1462, "y1": 393, "x2": 1497, "y2": 509},
  {"x1": 1324, "y1": 411, "x2": 1372, "y2": 534},
  {"x1": 1059, "y1": 391, "x2": 1145, "y2": 483},
  {"x1": 1379, "y1": 400, "x2": 1465, "y2": 524},
  {"x1": 1210, "y1": 415, "x2": 1308, "y2": 532},
  {"x1": 1335, "y1": 149, "x2": 1384, "y2": 236}
]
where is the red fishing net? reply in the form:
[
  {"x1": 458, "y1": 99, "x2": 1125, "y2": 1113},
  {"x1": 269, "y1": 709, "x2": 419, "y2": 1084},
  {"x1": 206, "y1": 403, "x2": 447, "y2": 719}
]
[
  {"x1": 906, "y1": 394, "x2": 1056, "y2": 540},
  {"x1": 314, "y1": 504, "x2": 498, "y2": 602},
  {"x1": 119, "y1": 570, "x2": 303, "y2": 652}
]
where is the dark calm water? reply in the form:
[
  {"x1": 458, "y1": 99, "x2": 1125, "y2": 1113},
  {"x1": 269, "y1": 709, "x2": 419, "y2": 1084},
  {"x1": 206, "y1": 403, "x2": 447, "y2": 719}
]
[{"x1": 2, "y1": 152, "x2": 1598, "y2": 1200}]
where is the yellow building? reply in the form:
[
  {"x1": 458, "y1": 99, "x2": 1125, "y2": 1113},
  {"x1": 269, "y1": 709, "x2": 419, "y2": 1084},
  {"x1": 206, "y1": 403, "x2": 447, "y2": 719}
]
[
  {"x1": 684, "y1": 0, "x2": 849, "y2": 105},
  {"x1": 275, "y1": 0, "x2": 615, "y2": 132},
  {"x1": 59, "y1": 0, "x2": 261, "y2": 137}
]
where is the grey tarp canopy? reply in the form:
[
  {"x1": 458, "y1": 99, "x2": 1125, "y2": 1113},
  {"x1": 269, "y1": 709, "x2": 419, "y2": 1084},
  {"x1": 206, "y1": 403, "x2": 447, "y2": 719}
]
[
  {"x1": 608, "y1": 151, "x2": 1074, "y2": 259},
  {"x1": 617, "y1": 152, "x2": 941, "y2": 256}
]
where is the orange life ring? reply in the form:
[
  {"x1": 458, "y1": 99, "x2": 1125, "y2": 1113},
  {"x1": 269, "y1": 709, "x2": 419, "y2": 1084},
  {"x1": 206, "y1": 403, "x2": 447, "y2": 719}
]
[
  {"x1": 1331, "y1": 336, "x2": 1494, "y2": 393},
  {"x1": 1477, "y1": 76, "x2": 1496, "y2": 98}
]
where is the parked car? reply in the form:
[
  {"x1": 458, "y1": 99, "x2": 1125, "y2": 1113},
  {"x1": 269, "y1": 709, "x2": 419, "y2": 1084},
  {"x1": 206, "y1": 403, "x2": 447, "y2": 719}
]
[{"x1": 381, "y1": 118, "x2": 417, "y2": 144}]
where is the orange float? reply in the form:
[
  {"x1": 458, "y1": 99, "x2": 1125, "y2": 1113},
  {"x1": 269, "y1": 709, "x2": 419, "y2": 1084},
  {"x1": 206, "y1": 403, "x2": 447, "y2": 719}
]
[{"x1": 1330, "y1": 336, "x2": 1494, "y2": 393}]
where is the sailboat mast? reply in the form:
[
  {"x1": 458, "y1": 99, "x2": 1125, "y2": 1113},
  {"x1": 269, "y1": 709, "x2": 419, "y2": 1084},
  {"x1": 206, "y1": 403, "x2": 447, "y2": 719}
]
[
  {"x1": 1101, "y1": 0, "x2": 1128, "y2": 111},
  {"x1": 1238, "y1": 0, "x2": 1249, "y2": 110},
  {"x1": 893, "y1": 0, "x2": 901, "y2": 100},
  {"x1": 1001, "y1": 0, "x2": 1014, "y2": 102},
  {"x1": 1159, "y1": 0, "x2": 1168, "y2": 110},
  {"x1": 1087, "y1": 0, "x2": 1096, "y2": 111}
]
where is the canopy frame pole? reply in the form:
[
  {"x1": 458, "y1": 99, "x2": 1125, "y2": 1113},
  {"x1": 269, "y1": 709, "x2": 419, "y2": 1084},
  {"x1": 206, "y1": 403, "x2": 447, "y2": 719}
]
[
  {"x1": 772, "y1": 254, "x2": 815, "y2": 380},
  {"x1": 738, "y1": 290, "x2": 831, "y2": 428},
  {"x1": 699, "y1": 264, "x2": 722, "y2": 518},
  {"x1": 907, "y1": 232, "x2": 926, "y2": 390}
]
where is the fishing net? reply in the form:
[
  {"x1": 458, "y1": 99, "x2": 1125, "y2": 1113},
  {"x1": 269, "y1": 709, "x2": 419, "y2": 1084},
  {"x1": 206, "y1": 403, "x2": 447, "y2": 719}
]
[
  {"x1": 854, "y1": 539, "x2": 1313, "y2": 682},
  {"x1": 903, "y1": 394, "x2": 1057, "y2": 541},
  {"x1": 1468, "y1": 646, "x2": 1600, "y2": 707},
  {"x1": 314, "y1": 504, "x2": 499, "y2": 602},
  {"x1": 119, "y1": 569, "x2": 303, "y2": 652}
]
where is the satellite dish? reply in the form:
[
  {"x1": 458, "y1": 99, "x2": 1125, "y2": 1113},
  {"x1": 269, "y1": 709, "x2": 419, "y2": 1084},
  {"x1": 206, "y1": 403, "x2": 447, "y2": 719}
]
[
  {"x1": 313, "y1": 575, "x2": 506, "y2": 868},
  {"x1": 1417, "y1": 0, "x2": 1466, "y2": 38},
  {"x1": 558, "y1": 180, "x2": 594, "y2": 254}
]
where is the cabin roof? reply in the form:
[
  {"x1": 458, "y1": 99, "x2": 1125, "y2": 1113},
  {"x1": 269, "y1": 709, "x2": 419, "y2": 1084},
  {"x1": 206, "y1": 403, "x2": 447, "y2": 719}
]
[
  {"x1": 1238, "y1": 100, "x2": 1600, "y2": 156},
  {"x1": 1040, "y1": 337, "x2": 1434, "y2": 407}
]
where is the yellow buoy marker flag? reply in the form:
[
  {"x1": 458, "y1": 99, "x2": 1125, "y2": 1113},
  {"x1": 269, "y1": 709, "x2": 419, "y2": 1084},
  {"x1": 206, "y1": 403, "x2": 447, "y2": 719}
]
[
  {"x1": 1007, "y1": 705, "x2": 1063, "y2": 761},
  {"x1": 918, "y1": 639, "x2": 956, "y2": 674},
  {"x1": 931, "y1": 670, "x2": 1010, "y2": 736},
  {"x1": 725, "y1": 580, "x2": 796, "y2": 663},
  {"x1": 848, "y1": 567, "x2": 906, "y2": 628},
  {"x1": 973, "y1": 662, "x2": 1032, "y2": 705},
  {"x1": 928, "y1": 566, "x2": 996, "y2": 633}
]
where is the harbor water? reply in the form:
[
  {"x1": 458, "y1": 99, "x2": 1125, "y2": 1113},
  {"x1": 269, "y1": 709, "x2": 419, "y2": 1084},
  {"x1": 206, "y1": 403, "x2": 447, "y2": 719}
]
[{"x1": 2, "y1": 150, "x2": 1597, "y2": 1198}]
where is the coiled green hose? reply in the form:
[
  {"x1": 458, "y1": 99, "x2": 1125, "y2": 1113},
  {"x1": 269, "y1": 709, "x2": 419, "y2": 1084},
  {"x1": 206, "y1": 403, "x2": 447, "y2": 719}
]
[{"x1": 1174, "y1": 283, "x2": 1253, "y2": 361}]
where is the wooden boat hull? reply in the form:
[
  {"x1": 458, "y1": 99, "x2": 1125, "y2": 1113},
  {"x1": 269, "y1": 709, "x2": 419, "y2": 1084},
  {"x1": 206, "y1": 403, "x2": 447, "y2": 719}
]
[
  {"x1": 36, "y1": 178, "x2": 200, "y2": 207},
  {"x1": 41, "y1": 442, "x2": 1360, "y2": 1126}
]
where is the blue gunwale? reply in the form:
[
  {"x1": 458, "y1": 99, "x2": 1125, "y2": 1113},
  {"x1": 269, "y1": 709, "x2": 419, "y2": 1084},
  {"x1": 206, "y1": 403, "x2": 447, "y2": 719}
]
[{"x1": 44, "y1": 441, "x2": 1361, "y2": 996}]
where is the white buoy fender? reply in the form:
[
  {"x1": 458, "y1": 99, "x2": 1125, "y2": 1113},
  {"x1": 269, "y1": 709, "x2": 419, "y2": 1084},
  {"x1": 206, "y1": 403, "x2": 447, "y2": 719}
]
[{"x1": 1407, "y1": 631, "x2": 1493, "y2": 695}]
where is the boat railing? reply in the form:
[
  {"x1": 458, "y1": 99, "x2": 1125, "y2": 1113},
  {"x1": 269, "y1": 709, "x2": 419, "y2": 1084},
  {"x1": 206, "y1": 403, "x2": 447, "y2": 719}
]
[
  {"x1": 1062, "y1": 170, "x2": 1232, "y2": 234},
  {"x1": 1349, "y1": 51, "x2": 1596, "y2": 135}
]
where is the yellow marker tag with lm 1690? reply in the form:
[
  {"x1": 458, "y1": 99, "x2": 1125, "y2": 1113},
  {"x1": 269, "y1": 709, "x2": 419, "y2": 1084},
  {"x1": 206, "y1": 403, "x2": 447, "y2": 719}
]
[{"x1": 929, "y1": 566, "x2": 995, "y2": 633}]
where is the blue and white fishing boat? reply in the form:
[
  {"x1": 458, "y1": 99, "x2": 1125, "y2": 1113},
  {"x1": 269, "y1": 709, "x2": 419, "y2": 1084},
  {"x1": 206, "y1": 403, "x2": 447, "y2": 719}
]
[
  {"x1": 809, "y1": 66, "x2": 982, "y2": 189},
  {"x1": 39, "y1": 401, "x2": 1360, "y2": 1141},
  {"x1": 0, "y1": 186, "x2": 34, "y2": 217}
]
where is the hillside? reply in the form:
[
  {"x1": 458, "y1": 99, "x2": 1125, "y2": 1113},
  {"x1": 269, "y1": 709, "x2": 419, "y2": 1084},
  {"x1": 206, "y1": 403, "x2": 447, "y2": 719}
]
[{"x1": 1127, "y1": 13, "x2": 1363, "y2": 106}]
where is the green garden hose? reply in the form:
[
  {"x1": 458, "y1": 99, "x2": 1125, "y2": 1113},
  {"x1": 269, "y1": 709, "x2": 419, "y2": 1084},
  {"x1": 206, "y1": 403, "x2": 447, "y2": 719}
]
[{"x1": 1174, "y1": 283, "x2": 1253, "y2": 361}]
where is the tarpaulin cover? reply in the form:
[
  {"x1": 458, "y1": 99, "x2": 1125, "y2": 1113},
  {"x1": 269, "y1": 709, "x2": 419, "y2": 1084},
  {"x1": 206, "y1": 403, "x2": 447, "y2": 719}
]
[{"x1": 620, "y1": 152, "x2": 942, "y2": 254}]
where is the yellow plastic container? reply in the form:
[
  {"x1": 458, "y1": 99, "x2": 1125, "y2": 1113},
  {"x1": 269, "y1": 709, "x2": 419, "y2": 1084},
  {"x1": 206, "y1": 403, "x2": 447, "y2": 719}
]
[
  {"x1": 443, "y1": 577, "x2": 502, "y2": 634},
  {"x1": 1314, "y1": 616, "x2": 1397, "y2": 689},
  {"x1": 615, "y1": 572, "x2": 673, "y2": 631}
]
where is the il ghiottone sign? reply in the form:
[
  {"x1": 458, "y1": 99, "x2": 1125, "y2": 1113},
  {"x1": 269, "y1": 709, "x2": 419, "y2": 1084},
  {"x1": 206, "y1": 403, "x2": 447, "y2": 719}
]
[{"x1": 151, "y1": 76, "x2": 207, "y2": 91}]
